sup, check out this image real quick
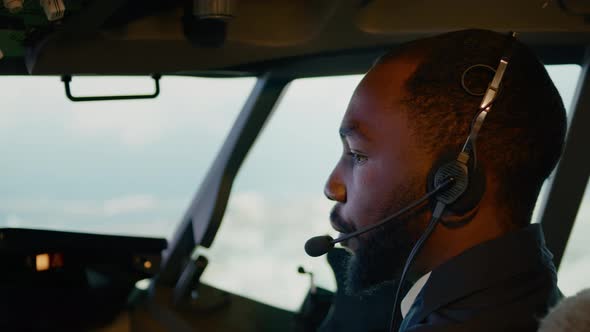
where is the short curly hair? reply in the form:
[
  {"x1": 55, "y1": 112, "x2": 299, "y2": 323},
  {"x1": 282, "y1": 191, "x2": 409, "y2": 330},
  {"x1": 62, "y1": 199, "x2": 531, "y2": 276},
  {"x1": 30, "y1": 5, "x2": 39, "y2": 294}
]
[{"x1": 378, "y1": 29, "x2": 567, "y2": 225}]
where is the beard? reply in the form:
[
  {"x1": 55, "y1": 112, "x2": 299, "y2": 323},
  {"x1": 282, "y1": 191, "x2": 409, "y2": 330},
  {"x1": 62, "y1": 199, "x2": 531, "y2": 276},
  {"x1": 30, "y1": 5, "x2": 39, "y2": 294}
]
[{"x1": 343, "y1": 180, "x2": 426, "y2": 296}]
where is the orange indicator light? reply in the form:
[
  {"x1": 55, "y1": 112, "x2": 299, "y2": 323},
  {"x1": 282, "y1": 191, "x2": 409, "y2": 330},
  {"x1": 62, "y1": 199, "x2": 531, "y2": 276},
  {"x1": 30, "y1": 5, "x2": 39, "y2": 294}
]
[
  {"x1": 36, "y1": 253, "x2": 50, "y2": 271},
  {"x1": 143, "y1": 260, "x2": 152, "y2": 269}
]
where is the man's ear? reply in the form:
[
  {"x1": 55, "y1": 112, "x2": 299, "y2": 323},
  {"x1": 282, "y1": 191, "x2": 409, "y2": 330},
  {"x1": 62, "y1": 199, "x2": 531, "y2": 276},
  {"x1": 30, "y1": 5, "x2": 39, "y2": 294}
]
[{"x1": 440, "y1": 205, "x2": 480, "y2": 228}]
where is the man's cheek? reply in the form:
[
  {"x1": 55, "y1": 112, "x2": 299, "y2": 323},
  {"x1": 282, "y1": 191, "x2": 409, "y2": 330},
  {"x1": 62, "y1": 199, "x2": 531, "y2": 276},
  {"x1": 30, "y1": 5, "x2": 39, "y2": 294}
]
[{"x1": 353, "y1": 194, "x2": 382, "y2": 228}]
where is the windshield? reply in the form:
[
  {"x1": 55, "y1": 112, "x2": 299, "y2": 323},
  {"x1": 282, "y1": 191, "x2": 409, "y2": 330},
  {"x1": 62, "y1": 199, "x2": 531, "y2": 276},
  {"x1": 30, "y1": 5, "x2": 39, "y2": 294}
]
[{"x1": 0, "y1": 75, "x2": 255, "y2": 238}]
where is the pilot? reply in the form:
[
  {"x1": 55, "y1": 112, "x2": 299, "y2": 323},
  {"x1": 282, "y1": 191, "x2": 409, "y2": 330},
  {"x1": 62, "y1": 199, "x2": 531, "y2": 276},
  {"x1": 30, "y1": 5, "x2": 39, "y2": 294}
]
[{"x1": 322, "y1": 29, "x2": 565, "y2": 331}]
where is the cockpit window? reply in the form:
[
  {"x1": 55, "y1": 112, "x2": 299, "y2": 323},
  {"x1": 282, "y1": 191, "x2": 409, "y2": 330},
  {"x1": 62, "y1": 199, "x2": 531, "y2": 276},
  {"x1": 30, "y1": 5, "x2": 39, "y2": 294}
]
[
  {"x1": 523, "y1": 65, "x2": 588, "y2": 296},
  {"x1": 526, "y1": 64, "x2": 590, "y2": 297},
  {"x1": 559, "y1": 180, "x2": 590, "y2": 296},
  {"x1": 0, "y1": 76, "x2": 255, "y2": 239},
  {"x1": 199, "y1": 75, "x2": 362, "y2": 310},
  {"x1": 531, "y1": 65, "x2": 581, "y2": 225}
]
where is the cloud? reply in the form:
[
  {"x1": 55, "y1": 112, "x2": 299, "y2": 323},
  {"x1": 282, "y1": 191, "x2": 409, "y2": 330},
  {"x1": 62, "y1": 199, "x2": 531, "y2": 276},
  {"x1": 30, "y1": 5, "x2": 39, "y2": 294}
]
[
  {"x1": 224, "y1": 191, "x2": 268, "y2": 226},
  {"x1": 103, "y1": 195, "x2": 157, "y2": 216},
  {"x1": 67, "y1": 105, "x2": 167, "y2": 147},
  {"x1": 0, "y1": 195, "x2": 163, "y2": 216},
  {"x1": 200, "y1": 191, "x2": 337, "y2": 311},
  {"x1": 558, "y1": 258, "x2": 590, "y2": 296},
  {"x1": 4, "y1": 214, "x2": 24, "y2": 227},
  {"x1": 0, "y1": 195, "x2": 185, "y2": 237}
]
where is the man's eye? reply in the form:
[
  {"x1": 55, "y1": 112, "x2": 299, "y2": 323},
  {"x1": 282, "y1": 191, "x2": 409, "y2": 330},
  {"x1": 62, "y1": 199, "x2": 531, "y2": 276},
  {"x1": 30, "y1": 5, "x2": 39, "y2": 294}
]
[{"x1": 350, "y1": 153, "x2": 368, "y2": 165}]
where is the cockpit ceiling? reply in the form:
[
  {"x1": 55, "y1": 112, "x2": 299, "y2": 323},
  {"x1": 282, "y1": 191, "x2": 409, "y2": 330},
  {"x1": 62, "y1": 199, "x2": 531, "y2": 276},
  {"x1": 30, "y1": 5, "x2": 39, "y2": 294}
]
[{"x1": 2, "y1": 0, "x2": 590, "y2": 75}]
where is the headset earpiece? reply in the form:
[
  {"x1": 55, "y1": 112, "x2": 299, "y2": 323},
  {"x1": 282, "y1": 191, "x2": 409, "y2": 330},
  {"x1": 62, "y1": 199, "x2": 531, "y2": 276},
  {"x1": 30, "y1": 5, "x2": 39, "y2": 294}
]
[{"x1": 427, "y1": 149, "x2": 486, "y2": 216}]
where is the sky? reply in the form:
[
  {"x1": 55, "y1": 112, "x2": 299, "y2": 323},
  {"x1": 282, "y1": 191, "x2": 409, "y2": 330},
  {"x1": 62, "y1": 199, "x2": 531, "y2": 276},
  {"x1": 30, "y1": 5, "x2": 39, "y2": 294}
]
[{"x1": 0, "y1": 65, "x2": 587, "y2": 311}]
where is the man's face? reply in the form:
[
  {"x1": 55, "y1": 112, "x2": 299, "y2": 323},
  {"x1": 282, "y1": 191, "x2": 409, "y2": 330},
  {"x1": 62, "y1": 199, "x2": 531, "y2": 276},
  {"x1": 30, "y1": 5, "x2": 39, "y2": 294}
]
[{"x1": 324, "y1": 57, "x2": 430, "y2": 294}]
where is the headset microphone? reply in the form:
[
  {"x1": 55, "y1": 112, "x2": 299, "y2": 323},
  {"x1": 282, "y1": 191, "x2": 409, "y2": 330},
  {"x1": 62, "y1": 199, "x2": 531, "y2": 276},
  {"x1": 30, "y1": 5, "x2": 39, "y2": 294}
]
[{"x1": 304, "y1": 178, "x2": 455, "y2": 257}]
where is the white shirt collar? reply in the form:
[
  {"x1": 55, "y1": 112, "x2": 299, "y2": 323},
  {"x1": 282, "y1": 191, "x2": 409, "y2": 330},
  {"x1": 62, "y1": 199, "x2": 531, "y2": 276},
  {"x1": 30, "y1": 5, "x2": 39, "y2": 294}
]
[{"x1": 400, "y1": 272, "x2": 431, "y2": 319}]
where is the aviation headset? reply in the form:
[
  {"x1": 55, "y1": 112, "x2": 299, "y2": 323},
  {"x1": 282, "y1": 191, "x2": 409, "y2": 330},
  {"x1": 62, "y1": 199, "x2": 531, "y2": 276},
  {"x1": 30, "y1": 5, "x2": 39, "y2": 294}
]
[
  {"x1": 427, "y1": 32, "x2": 516, "y2": 216},
  {"x1": 389, "y1": 31, "x2": 518, "y2": 331}
]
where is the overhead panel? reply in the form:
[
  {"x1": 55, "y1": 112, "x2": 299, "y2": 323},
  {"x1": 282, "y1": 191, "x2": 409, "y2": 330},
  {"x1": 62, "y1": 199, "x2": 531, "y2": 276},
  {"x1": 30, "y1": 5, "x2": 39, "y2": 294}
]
[{"x1": 1, "y1": 0, "x2": 589, "y2": 75}]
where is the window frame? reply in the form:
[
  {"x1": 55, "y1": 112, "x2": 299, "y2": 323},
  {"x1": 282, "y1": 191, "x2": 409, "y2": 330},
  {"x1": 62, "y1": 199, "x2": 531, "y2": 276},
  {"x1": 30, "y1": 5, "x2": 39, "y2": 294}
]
[{"x1": 540, "y1": 55, "x2": 590, "y2": 268}]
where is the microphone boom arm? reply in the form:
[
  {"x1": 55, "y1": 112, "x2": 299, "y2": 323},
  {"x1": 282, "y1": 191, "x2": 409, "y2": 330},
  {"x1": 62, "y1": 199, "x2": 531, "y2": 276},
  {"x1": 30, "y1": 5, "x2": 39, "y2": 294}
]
[{"x1": 330, "y1": 178, "x2": 455, "y2": 245}]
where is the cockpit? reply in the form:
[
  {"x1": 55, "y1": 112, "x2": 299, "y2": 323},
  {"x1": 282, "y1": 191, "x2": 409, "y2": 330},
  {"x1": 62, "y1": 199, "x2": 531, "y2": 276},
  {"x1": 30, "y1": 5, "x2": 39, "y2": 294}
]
[{"x1": 1, "y1": 1, "x2": 590, "y2": 331}]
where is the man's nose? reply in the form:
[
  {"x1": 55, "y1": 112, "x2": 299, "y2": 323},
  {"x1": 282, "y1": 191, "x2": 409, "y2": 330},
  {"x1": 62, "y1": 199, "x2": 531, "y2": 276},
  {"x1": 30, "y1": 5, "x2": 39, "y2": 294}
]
[{"x1": 324, "y1": 169, "x2": 346, "y2": 202}]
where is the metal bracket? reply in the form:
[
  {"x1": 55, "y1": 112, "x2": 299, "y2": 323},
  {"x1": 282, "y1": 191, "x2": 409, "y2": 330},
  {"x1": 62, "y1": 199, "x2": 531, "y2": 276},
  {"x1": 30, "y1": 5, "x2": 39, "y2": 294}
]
[{"x1": 61, "y1": 74, "x2": 161, "y2": 102}]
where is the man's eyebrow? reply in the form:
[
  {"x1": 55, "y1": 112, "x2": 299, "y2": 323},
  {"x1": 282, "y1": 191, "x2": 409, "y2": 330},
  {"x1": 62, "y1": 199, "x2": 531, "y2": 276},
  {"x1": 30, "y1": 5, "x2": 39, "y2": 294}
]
[
  {"x1": 339, "y1": 126, "x2": 356, "y2": 137},
  {"x1": 339, "y1": 124, "x2": 368, "y2": 140}
]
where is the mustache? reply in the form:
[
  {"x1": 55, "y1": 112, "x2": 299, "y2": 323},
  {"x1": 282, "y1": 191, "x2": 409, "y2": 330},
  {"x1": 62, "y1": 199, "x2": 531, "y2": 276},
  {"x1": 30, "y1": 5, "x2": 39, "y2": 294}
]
[{"x1": 330, "y1": 205, "x2": 356, "y2": 233}]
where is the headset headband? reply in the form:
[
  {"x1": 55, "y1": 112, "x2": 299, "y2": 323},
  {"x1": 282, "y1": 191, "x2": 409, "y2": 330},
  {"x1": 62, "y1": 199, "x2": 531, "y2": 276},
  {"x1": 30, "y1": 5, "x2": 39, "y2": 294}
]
[{"x1": 459, "y1": 31, "x2": 518, "y2": 159}]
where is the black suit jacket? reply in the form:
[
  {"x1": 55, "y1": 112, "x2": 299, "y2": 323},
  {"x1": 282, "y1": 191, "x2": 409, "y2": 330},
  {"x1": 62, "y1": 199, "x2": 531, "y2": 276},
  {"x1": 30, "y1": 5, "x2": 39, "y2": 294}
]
[{"x1": 400, "y1": 224, "x2": 561, "y2": 332}]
